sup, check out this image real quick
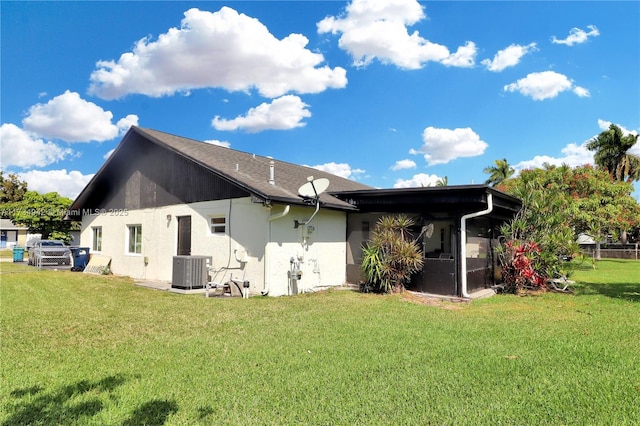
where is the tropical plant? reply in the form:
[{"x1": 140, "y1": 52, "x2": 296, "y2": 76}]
[
  {"x1": 435, "y1": 176, "x2": 448, "y2": 187},
  {"x1": 586, "y1": 124, "x2": 640, "y2": 243},
  {"x1": 498, "y1": 240, "x2": 547, "y2": 293},
  {"x1": 498, "y1": 164, "x2": 640, "y2": 264},
  {"x1": 483, "y1": 158, "x2": 515, "y2": 186},
  {"x1": 361, "y1": 215, "x2": 424, "y2": 294},
  {"x1": 497, "y1": 172, "x2": 577, "y2": 286},
  {"x1": 586, "y1": 123, "x2": 640, "y2": 183}
]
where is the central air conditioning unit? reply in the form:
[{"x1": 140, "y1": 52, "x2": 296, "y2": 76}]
[{"x1": 172, "y1": 255, "x2": 211, "y2": 290}]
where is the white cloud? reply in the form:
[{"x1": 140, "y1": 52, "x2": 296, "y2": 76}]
[
  {"x1": 393, "y1": 173, "x2": 441, "y2": 188},
  {"x1": 89, "y1": 7, "x2": 347, "y2": 100},
  {"x1": 572, "y1": 86, "x2": 590, "y2": 98},
  {"x1": 18, "y1": 169, "x2": 94, "y2": 199},
  {"x1": 103, "y1": 148, "x2": 116, "y2": 160},
  {"x1": 308, "y1": 162, "x2": 365, "y2": 179},
  {"x1": 551, "y1": 25, "x2": 600, "y2": 46},
  {"x1": 481, "y1": 42, "x2": 537, "y2": 72},
  {"x1": 391, "y1": 159, "x2": 416, "y2": 170},
  {"x1": 21, "y1": 91, "x2": 138, "y2": 142},
  {"x1": 440, "y1": 42, "x2": 477, "y2": 68},
  {"x1": 514, "y1": 142, "x2": 594, "y2": 172},
  {"x1": 504, "y1": 71, "x2": 586, "y2": 101},
  {"x1": 0, "y1": 123, "x2": 74, "y2": 168},
  {"x1": 204, "y1": 139, "x2": 231, "y2": 148},
  {"x1": 212, "y1": 95, "x2": 311, "y2": 132},
  {"x1": 412, "y1": 126, "x2": 487, "y2": 166},
  {"x1": 116, "y1": 115, "x2": 139, "y2": 135},
  {"x1": 317, "y1": 0, "x2": 476, "y2": 70}
]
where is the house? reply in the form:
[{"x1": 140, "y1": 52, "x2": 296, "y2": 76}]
[
  {"x1": 68, "y1": 126, "x2": 521, "y2": 298},
  {"x1": 0, "y1": 219, "x2": 28, "y2": 249},
  {"x1": 68, "y1": 126, "x2": 371, "y2": 296}
]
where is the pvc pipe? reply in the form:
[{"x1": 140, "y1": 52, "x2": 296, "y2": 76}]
[
  {"x1": 263, "y1": 205, "x2": 291, "y2": 295},
  {"x1": 460, "y1": 193, "x2": 493, "y2": 298}
]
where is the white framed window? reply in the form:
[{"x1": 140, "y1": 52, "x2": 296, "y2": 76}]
[
  {"x1": 127, "y1": 224, "x2": 142, "y2": 254},
  {"x1": 209, "y1": 216, "x2": 226, "y2": 235},
  {"x1": 92, "y1": 226, "x2": 102, "y2": 252}
]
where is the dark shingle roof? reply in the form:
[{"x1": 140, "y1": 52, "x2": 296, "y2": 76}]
[{"x1": 132, "y1": 127, "x2": 372, "y2": 210}]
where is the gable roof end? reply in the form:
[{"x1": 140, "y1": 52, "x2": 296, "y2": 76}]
[{"x1": 70, "y1": 126, "x2": 372, "y2": 215}]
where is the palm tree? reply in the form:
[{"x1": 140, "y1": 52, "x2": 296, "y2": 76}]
[
  {"x1": 483, "y1": 158, "x2": 515, "y2": 186},
  {"x1": 587, "y1": 123, "x2": 640, "y2": 183},
  {"x1": 435, "y1": 176, "x2": 448, "y2": 187},
  {"x1": 587, "y1": 123, "x2": 640, "y2": 244}
]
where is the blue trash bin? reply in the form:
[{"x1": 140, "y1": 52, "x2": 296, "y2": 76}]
[
  {"x1": 70, "y1": 247, "x2": 90, "y2": 271},
  {"x1": 13, "y1": 247, "x2": 24, "y2": 262}
]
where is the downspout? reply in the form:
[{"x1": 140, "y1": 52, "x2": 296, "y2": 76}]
[
  {"x1": 460, "y1": 193, "x2": 493, "y2": 298},
  {"x1": 263, "y1": 205, "x2": 290, "y2": 296}
]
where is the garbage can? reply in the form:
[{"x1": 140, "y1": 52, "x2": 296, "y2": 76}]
[
  {"x1": 12, "y1": 247, "x2": 24, "y2": 262},
  {"x1": 70, "y1": 247, "x2": 90, "y2": 271}
]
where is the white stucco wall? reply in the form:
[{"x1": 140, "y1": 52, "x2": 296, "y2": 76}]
[
  {"x1": 79, "y1": 198, "x2": 347, "y2": 296},
  {"x1": 265, "y1": 205, "x2": 347, "y2": 296}
]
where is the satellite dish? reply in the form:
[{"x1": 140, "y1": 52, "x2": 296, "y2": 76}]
[
  {"x1": 424, "y1": 223, "x2": 434, "y2": 239},
  {"x1": 417, "y1": 223, "x2": 434, "y2": 241},
  {"x1": 298, "y1": 177, "x2": 330, "y2": 199},
  {"x1": 294, "y1": 177, "x2": 330, "y2": 228}
]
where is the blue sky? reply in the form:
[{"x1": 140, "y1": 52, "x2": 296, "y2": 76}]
[{"x1": 2, "y1": 1, "x2": 639, "y2": 200}]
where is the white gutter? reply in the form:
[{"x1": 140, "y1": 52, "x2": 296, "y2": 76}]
[
  {"x1": 263, "y1": 205, "x2": 290, "y2": 296},
  {"x1": 460, "y1": 193, "x2": 493, "y2": 298}
]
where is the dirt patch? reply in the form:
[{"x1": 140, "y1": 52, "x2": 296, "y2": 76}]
[{"x1": 400, "y1": 292, "x2": 466, "y2": 310}]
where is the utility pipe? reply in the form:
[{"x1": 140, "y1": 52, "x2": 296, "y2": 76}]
[
  {"x1": 460, "y1": 193, "x2": 493, "y2": 298},
  {"x1": 263, "y1": 205, "x2": 291, "y2": 296}
]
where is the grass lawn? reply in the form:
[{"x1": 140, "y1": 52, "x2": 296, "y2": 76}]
[
  {"x1": 1, "y1": 259, "x2": 639, "y2": 425},
  {"x1": 0, "y1": 249, "x2": 16, "y2": 259}
]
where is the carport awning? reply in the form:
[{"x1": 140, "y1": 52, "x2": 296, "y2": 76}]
[{"x1": 332, "y1": 184, "x2": 521, "y2": 219}]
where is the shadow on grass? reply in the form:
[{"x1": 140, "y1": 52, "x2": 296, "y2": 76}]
[
  {"x1": 197, "y1": 405, "x2": 215, "y2": 421},
  {"x1": 121, "y1": 399, "x2": 179, "y2": 426},
  {"x1": 4, "y1": 376, "x2": 179, "y2": 426},
  {"x1": 2, "y1": 375, "x2": 126, "y2": 426},
  {"x1": 575, "y1": 283, "x2": 640, "y2": 302}
]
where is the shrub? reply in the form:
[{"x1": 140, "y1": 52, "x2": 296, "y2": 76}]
[
  {"x1": 361, "y1": 215, "x2": 424, "y2": 294},
  {"x1": 498, "y1": 240, "x2": 546, "y2": 293}
]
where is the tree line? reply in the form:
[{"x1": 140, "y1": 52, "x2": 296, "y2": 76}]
[
  {"x1": 1, "y1": 172, "x2": 76, "y2": 242},
  {"x1": 486, "y1": 123, "x2": 640, "y2": 291}
]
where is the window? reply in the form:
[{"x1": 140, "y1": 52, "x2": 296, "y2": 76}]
[
  {"x1": 127, "y1": 225, "x2": 142, "y2": 254},
  {"x1": 92, "y1": 227, "x2": 102, "y2": 252},
  {"x1": 210, "y1": 216, "x2": 226, "y2": 234}
]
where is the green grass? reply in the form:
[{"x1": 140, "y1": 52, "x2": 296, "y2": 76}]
[
  {"x1": 1, "y1": 260, "x2": 639, "y2": 425},
  {"x1": 0, "y1": 249, "x2": 16, "y2": 259}
]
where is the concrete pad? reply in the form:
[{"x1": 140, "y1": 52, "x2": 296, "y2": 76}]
[{"x1": 134, "y1": 280, "x2": 171, "y2": 291}]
